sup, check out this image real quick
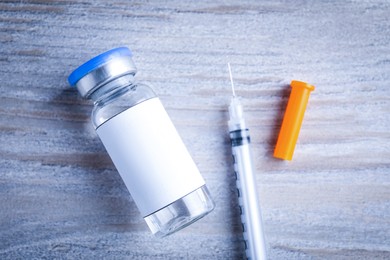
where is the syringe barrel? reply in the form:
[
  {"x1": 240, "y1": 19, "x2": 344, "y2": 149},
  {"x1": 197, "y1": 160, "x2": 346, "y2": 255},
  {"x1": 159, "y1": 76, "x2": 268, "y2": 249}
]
[{"x1": 230, "y1": 129, "x2": 267, "y2": 260}]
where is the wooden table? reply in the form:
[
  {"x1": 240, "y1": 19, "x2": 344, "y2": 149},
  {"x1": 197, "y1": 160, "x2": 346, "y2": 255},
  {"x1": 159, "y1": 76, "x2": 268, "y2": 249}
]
[{"x1": 1, "y1": 1, "x2": 389, "y2": 259}]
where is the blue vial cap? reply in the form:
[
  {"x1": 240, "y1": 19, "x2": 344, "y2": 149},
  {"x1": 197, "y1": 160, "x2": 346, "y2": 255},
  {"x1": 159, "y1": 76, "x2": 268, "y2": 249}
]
[{"x1": 68, "y1": 47, "x2": 133, "y2": 87}]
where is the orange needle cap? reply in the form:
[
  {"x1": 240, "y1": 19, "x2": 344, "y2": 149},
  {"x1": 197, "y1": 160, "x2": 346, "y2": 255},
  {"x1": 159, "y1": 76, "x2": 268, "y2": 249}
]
[{"x1": 274, "y1": 80, "x2": 315, "y2": 160}]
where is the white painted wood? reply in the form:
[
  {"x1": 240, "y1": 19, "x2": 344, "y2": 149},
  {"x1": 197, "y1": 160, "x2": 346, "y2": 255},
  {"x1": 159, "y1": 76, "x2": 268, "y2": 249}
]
[{"x1": 0, "y1": 0, "x2": 389, "y2": 259}]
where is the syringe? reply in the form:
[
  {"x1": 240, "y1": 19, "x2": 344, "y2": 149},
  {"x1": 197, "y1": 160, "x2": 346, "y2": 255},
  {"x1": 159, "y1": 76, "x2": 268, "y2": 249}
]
[{"x1": 227, "y1": 63, "x2": 267, "y2": 260}]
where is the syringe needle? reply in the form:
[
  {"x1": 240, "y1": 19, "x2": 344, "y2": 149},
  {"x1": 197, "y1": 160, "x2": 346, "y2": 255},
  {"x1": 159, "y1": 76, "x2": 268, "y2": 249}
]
[
  {"x1": 228, "y1": 63, "x2": 243, "y2": 125},
  {"x1": 228, "y1": 63, "x2": 236, "y2": 97}
]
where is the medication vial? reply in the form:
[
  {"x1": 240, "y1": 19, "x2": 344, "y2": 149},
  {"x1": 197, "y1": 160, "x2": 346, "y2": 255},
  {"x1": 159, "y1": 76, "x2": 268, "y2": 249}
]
[{"x1": 68, "y1": 47, "x2": 214, "y2": 236}]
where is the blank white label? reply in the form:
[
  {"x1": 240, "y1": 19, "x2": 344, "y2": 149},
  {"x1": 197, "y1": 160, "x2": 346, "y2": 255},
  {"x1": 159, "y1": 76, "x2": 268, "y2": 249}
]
[{"x1": 96, "y1": 98, "x2": 205, "y2": 216}]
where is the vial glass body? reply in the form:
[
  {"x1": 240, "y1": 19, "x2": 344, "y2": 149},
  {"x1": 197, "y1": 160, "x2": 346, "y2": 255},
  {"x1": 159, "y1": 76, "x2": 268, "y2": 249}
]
[{"x1": 87, "y1": 73, "x2": 214, "y2": 237}]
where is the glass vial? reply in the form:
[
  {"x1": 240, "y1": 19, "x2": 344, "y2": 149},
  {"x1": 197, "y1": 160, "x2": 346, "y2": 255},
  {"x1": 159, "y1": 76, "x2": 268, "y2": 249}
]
[{"x1": 68, "y1": 47, "x2": 214, "y2": 237}]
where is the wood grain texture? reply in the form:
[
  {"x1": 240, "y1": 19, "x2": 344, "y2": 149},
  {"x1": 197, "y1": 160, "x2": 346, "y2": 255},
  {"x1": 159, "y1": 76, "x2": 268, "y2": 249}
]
[{"x1": 0, "y1": 0, "x2": 389, "y2": 259}]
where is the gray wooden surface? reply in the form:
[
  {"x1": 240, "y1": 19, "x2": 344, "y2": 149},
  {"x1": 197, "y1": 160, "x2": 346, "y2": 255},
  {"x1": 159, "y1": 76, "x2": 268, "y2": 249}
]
[{"x1": 1, "y1": 0, "x2": 389, "y2": 259}]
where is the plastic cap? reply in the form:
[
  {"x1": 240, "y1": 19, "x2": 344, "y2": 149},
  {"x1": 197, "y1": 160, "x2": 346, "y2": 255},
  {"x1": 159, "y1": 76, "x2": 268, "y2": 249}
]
[
  {"x1": 68, "y1": 47, "x2": 132, "y2": 87},
  {"x1": 274, "y1": 80, "x2": 315, "y2": 160},
  {"x1": 68, "y1": 47, "x2": 137, "y2": 98}
]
